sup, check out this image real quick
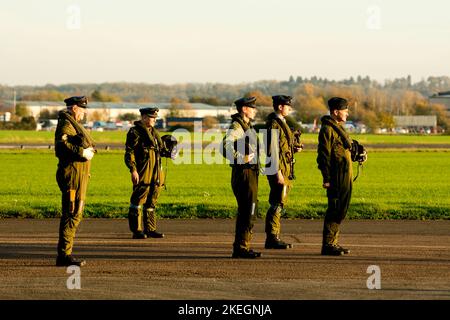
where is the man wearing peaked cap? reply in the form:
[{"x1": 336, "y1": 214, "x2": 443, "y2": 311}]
[
  {"x1": 125, "y1": 106, "x2": 172, "y2": 240},
  {"x1": 327, "y1": 97, "x2": 348, "y2": 111},
  {"x1": 64, "y1": 96, "x2": 88, "y2": 108},
  {"x1": 54, "y1": 96, "x2": 95, "y2": 267},
  {"x1": 139, "y1": 107, "x2": 159, "y2": 118},
  {"x1": 234, "y1": 96, "x2": 257, "y2": 109},
  {"x1": 263, "y1": 95, "x2": 301, "y2": 250},
  {"x1": 271, "y1": 95, "x2": 292, "y2": 107},
  {"x1": 221, "y1": 96, "x2": 261, "y2": 259},
  {"x1": 317, "y1": 96, "x2": 355, "y2": 256}
]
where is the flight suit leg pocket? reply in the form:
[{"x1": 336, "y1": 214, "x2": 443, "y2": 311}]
[{"x1": 69, "y1": 189, "x2": 76, "y2": 214}]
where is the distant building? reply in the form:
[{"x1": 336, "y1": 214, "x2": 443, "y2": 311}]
[
  {"x1": 1, "y1": 101, "x2": 235, "y2": 121},
  {"x1": 0, "y1": 112, "x2": 11, "y2": 122},
  {"x1": 429, "y1": 91, "x2": 450, "y2": 116},
  {"x1": 393, "y1": 115, "x2": 437, "y2": 133}
]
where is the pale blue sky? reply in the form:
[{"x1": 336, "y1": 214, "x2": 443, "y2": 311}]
[{"x1": 1, "y1": 0, "x2": 449, "y2": 85}]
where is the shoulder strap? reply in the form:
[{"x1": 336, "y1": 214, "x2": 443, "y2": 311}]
[
  {"x1": 323, "y1": 119, "x2": 352, "y2": 149},
  {"x1": 232, "y1": 116, "x2": 250, "y2": 132},
  {"x1": 60, "y1": 111, "x2": 94, "y2": 148},
  {"x1": 150, "y1": 127, "x2": 163, "y2": 150},
  {"x1": 266, "y1": 115, "x2": 296, "y2": 179},
  {"x1": 223, "y1": 115, "x2": 260, "y2": 167},
  {"x1": 134, "y1": 123, "x2": 158, "y2": 148},
  {"x1": 271, "y1": 116, "x2": 293, "y2": 144}
]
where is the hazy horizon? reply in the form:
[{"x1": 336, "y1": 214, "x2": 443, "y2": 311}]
[
  {"x1": 1, "y1": 0, "x2": 449, "y2": 86},
  {"x1": 1, "y1": 75, "x2": 448, "y2": 88}
]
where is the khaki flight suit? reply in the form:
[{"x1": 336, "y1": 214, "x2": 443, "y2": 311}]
[
  {"x1": 264, "y1": 112, "x2": 296, "y2": 239},
  {"x1": 124, "y1": 121, "x2": 165, "y2": 234},
  {"x1": 317, "y1": 115, "x2": 353, "y2": 246},
  {"x1": 223, "y1": 113, "x2": 260, "y2": 252},
  {"x1": 55, "y1": 109, "x2": 94, "y2": 257}
]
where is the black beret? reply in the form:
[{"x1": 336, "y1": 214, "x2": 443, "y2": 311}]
[
  {"x1": 139, "y1": 107, "x2": 159, "y2": 118},
  {"x1": 272, "y1": 95, "x2": 292, "y2": 107},
  {"x1": 234, "y1": 96, "x2": 257, "y2": 109},
  {"x1": 64, "y1": 96, "x2": 88, "y2": 108},
  {"x1": 328, "y1": 97, "x2": 348, "y2": 111}
]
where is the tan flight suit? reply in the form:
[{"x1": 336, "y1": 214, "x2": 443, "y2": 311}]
[
  {"x1": 55, "y1": 109, "x2": 94, "y2": 257},
  {"x1": 317, "y1": 115, "x2": 353, "y2": 246},
  {"x1": 124, "y1": 121, "x2": 165, "y2": 234},
  {"x1": 264, "y1": 112, "x2": 296, "y2": 239},
  {"x1": 223, "y1": 113, "x2": 260, "y2": 252}
]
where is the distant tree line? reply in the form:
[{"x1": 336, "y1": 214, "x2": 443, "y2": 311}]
[
  {"x1": 1, "y1": 75, "x2": 449, "y2": 103},
  {"x1": 0, "y1": 116, "x2": 36, "y2": 130},
  {"x1": 0, "y1": 75, "x2": 449, "y2": 131}
]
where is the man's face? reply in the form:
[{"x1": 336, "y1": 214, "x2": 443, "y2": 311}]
[
  {"x1": 334, "y1": 108, "x2": 349, "y2": 123},
  {"x1": 242, "y1": 106, "x2": 257, "y2": 120},
  {"x1": 278, "y1": 104, "x2": 292, "y2": 117},
  {"x1": 142, "y1": 114, "x2": 156, "y2": 128},
  {"x1": 72, "y1": 105, "x2": 86, "y2": 122}
]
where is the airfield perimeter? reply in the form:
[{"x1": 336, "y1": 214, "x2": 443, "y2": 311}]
[{"x1": 0, "y1": 218, "x2": 449, "y2": 300}]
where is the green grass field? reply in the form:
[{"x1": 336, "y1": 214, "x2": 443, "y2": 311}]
[
  {"x1": 1, "y1": 130, "x2": 450, "y2": 145},
  {"x1": 0, "y1": 149, "x2": 449, "y2": 219}
]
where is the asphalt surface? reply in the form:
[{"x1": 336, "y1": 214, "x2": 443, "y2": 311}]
[{"x1": 0, "y1": 219, "x2": 449, "y2": 300}]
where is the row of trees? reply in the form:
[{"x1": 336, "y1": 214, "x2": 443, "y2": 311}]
[
  {"x1": 1, "y1": 76, "x2": 449, "y2": 104},
  {"x1": 1, "y1": 76, "x2": 449, "y2": 131},
  {"x1": 0, "y1": 116, "x2": 36, "y2": 130},
  {"x1": 296, "y1": 84, "x2": 449, "y2": 130},
  {"x1": 243, "y1": 83, "x2": 449, "y2": 131},
  {"x1": 14, "y1": 89, "x2": 121, "y2": 103}
]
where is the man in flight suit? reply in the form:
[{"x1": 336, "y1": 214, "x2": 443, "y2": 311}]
[
  {"x1": 264, "y1": 95, "x2": 301, "y2": 249},
  {"x1": 55, "y1": 96, "x2": 95, "y2": 267},
  {"x1": 317, "y1": 97, "x2": 354, "y2": 256},
  {"x1": 223, "y1": 96, "x2": 261, "y2": 259},
  {"x1": 125, "y1": 107, "x2": 167, "y2": 239}
]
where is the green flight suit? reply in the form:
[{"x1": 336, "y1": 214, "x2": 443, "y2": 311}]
[
  {"x1": 55, "y1": 110, "x2": 94, "y2": 257},
  {"x1": 223, "y1": 113, "x2": 260, "y2": 252},
  {"x1": 317, "y1": 115, "x2": 353, "y2": 246},
  {"x1": 264, "y1": 112, "x2": 296, "y2": 239},
  {"x1": 125, "y1": 121, "x2": 166, "y2": 234}
]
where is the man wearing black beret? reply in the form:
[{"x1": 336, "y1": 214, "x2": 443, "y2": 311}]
[
  {"x1": 55, "y1": 96, "x2": 95, "y2": 266},
  {"x1": 264, "y1": 95, "x2": 301, "y2": 250},
  {"x1": 222, "y1": 96, "x2": 261, "y2": 258},
  {"x1": 317, "y1": 97, "x2": 353, "y2": 256},
  {"x1": 124, "y1": 107, "x2": 169, "y2": 239}
]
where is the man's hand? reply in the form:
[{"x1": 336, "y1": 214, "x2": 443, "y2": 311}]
[
  {"x1": 322, "y1": 182, "x2": 330, "y2": 189},
  {"x1": 277, "y1": 170, "x2": 285, "y2": 185},
  {"x1": 131, "y1": 171, "x2": 139, "y2": 186},
  {"x1": 243, "y1": 153, "x2": 255, "y2": 164},
  {"x1": 82, "y1": 147, "x2": 95, "y2": 161}
]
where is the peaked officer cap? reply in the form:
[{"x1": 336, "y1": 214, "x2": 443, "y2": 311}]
[
  {"x1": 234, "y1": 96, "x2": 257, "y2": 108},
  {"x1": 272, "y1": 95, "x2": 292, "y2": 107},
  {"x1": 328, "y1": 97, "x2": 348, "y2": 111},
  {"x1": 64, "y1": 96, "x2": 88, "y2": 108},
  {"x1": 139, "y1": 107, "x2": 159, "y2": 118}
]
